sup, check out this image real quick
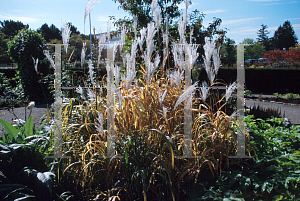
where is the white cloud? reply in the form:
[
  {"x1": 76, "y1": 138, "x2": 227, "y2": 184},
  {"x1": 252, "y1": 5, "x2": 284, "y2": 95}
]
[
  {"x1": 292, "y1": 24, "x2": 300, "y2": 30},
  {"x1": 0, "y1": 15, "x2": 40, "y2": 23},
  {"x1": 262, "y1": 2, "x2": 283, "y2": 5},
  {"x1": 222, "y1": 17, "x2": 263, "y2": 26},
  {"x1": 97, "y1": 16, "x2": 110, "y2": 22},
  {"x1": 284, "y1": 18, "x2": 300, "y2": 21},
  {"x1": 229, "y1": 26, "x2": 258, "y2": 34},
  {"x1": 203, "y1": 9, "x2": 226, "y2": 14}
]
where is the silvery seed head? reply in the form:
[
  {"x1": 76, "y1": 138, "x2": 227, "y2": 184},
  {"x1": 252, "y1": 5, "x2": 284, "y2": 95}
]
[
  {"x1": 27, "y1": 101, "x2": 35, "y2": 110},
  {"x1": 226, "y1": 81, "x2": 237, "y2": 101},
  {"x1": 174, "y1": 81, "x2": 198, "y2": 110},
  {"x1": 62, "y1": 23, "x2": 71, "y2": 53},
  {"x1": 81, "y1": 42, "x2": 87, "y2": 68},
  {"x1": 200, "y1": 81, "x2": 209, "y2": 102}
]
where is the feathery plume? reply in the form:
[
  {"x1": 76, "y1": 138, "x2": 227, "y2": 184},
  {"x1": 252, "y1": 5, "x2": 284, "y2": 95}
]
[
  {"x1": 97, "y1": 31, "x2": 106, "y2": 68},
  {"x1": 131, "y1": 39, "x2": 138, "y2": 69},
  {"x1": 184, "y1": 0, "x2": 189, "y2": 27},
  {"x1": 145, "y1": 53, "x2": 159, "y2": 84},
  {"x1": 159, "y1": 106, "x2": 169, "y2": 119},
  {"x1": 115, "y1": 88, "x2": 123, "y2": 110},
  {"x1": 87, "y1": 88, "x2": 95, "y2": 101},
  {"x1": 158, "y1": 90, "x2": 167, "y2": 106},
  {"x1": 200, "y1": 81, "x2": 209, "y2": 102},
  {"x1": 178, "y1": 18, "x2": 185, "y2": 44},
  {"x1": 133, "y1": 15, "x2": 137, "y2": 39},
  {"x1": 107, "y1": 20, "x2": 111, "y2": 44},
  {"x1": 174, "y1": 81, "x2": 198, "y2": 110},
  {"x1": 95, "y1": 112, "x2": 104, "y2": 136},
  {"x1": 81, "y1": 42, "x2": 87, "y2": 68},
  {"x1": 84, "y1": 0, "x2": 99, "y2": 28},
  {"x1": 120, "y1": 24, "x2": 126, "y2": 50},
  {"x1": 190, "y1": 26, "x2": 194, "y2": 44},
  {"x1": 143, "y1": 22, "x2": 157, "y2": 84},
  {"x1": 154, "y1": 6, "x2": 161, "y2": 30},
  {"x1": 146, "y1": 22, "x2": 157, "y2": 55},
  {"x1": 169, "y1": 69, "x2": 184, "y2": 90},
  {"x1": 203, "y1": 37, "x2": 216, "y2": 84},
  {"x1": 138, "y1": 27, "x2": 147, "y2": 52},
  {"x1": 122, "y1": 53, "x2": 136, "y2": 89},
  {"x1": 76, "y1": 86, "x2": 85, "y2": 100},
  {"x1": 62, "y1": 23, "x2": 71, "y2": 53},
  {"x1": 43, "y1": 50, "x2": 55, "y2": 69},
  {"x1": 213, "y1": 46, "x2": 221, "y2": 75},
  {"x1": 151, "y1": 0, "x2": 158, "y2": 17},
  {"x1": 88, "y1": 59, "x2": 95, "y2": 86},
  {"x1": 226, "y1": 81, "x2": 237, "y2": 101},
  {"x1": 114, "y1": 65, "x2": 121, "y2": 86},
  {"x1": 27, "y1": 101, "x2": 35, "y2": 110},
  {"x1": 31, "y1": 56, "x2": 38, "y2": 73},
  {"x1": 162, "y1": 47, "x2": 168, "y2": 69},
  {"x1": 171, "y1": 42, "x2": 178, "y2": 67},
  {"x1": 185, "y1": 44, "x2": 199, "y2": 70}
]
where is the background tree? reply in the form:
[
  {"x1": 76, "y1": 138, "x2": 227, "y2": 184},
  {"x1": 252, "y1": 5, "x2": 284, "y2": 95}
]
[
  {"x1": 7, "y1": 29, "x2": 52, "y2": 103},
  {"x1": 0, "y1": 20, "x2": 29, "y2": 40},
  {"x1": 271, "y1": 20, "x2": 298, "y2": 50},
  {"x1": 37, "y1": 23, "x2": 61, "y2": 42},
  {"x1": 112, "y1": 1, "x2": 227, "y2": 68},
  {"x1": 257, "y1": 23, "x2": 270, "y2": 51},
  {"x1": 0, "y1": 31, "x2": 10, "y2": 64},
  {"x1": 68, "y1": 22, "x2": 80, "y2": 35},
  {"x1": 220, "y1": 38, "x2": 236, "y2": 67},
  {"x1": 243, "y1": 38, "x2": 265, "y2": 60},
  {"x1": 113, "y1": 0, "x2": 185, "y2": 29}
]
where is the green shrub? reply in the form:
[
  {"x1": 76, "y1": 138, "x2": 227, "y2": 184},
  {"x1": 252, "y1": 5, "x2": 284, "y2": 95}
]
[{"x1": 285, "y1": 93, "x2": 300, "y2": 100}]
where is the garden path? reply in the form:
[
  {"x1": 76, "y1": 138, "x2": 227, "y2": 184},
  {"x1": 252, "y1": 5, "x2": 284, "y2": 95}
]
[
  {"x1": 245, "y1": 99, "x2": 300, "y2": 125},
  {"x1": 1, "y1": 99, "x2": 300, "y2": 136},
  {"x1": 0, "y1": 104, "x2": 48, "y2": 135}
]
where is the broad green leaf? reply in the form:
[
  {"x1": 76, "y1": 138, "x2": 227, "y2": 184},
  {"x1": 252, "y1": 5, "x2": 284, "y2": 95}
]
[
  {"x1": 0, "y1": 118, "x2": 20, "y2": 141},
  {"x1": 294, "y1": 170, "x2": 300, "y2": 174},
  {"x1": 22, "y1": 115, "x2": 34, "y2": 137}
]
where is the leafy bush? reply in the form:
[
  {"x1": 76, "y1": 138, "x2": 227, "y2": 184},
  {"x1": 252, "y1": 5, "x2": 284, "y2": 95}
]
[
  {"x1": 274, "y1": 92, "x2": 283, "y2": 99},
  {"x1": 0, "y1": 71, "x2": 28, "y2": 108},
  {"x1": 185, "y1": 115, "x2": 300, "y2": 200},
  {"x1": 0, "y1": 117, "x2": 55, "y2": 200},
  {"x1": 285, "y1": 93, "x2": 300, "y2": 100},
  {"x1": 7, "y1": 29, "x2": 52, "y2": 103}
]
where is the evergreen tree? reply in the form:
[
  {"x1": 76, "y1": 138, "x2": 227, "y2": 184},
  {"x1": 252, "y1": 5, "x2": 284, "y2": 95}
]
[
  {"x1": 67, "y1": 22, "x2": 80, "y2": 35},
  {"x1": 37, "y1": 23, "x2": 61, "y2": 42},
  {"x1": 271, "y1": 21, "x2": 298, "y2": 50},
  {"x1": 220, "y1": 38, "x2": 236, "y2": 67},
  {"x1": 0, "y1": 20, "x2": 29, "y2": 40},
  {"x1": 257, "y1": 24, "x2": 270, "y2": 51}
]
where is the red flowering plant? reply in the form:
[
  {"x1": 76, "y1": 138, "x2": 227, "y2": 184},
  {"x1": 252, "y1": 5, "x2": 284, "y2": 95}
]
[{"x1": 263, "y1": 49, "x2": 300, "y2": 68}]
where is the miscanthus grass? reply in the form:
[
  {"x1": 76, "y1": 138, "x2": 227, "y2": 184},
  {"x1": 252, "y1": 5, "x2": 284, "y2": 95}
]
[
  {"x1": 62, "y1": 22, "x2": 71, "y2": 53},
  {"x1": 55, "y1": 1, "x2": 248, "y2": 200}
]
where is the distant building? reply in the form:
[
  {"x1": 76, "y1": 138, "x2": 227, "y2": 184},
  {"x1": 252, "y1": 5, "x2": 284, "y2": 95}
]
[{"x1": 94, "y1": 32, "x2": 121, "y2": 44}]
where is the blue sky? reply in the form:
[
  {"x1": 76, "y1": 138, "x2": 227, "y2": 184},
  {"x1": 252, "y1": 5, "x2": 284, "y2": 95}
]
[{"x1": 0, "y1": 0, "x2": 299, "y2": 44}]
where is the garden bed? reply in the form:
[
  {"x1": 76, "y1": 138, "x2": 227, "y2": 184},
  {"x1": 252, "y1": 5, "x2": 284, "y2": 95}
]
[{"x1": 247, "y1": 96, "x2": 300, "y2": 105}]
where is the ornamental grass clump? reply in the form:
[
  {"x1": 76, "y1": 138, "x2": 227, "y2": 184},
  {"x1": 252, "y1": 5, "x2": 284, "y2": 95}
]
[{"x1": 54, "y1": 1, "x2": 250, "y2": 200}]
